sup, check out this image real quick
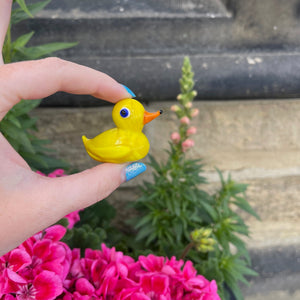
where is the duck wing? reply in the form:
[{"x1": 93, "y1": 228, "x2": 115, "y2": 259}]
[{"x1": 86, "y1": 143, "x2": 132, "y2": 163}]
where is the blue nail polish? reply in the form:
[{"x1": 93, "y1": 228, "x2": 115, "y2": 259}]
[
  {"x1": 121, "y1": 84, "x2": 136, "y2": 98},
  {"x1": 125, "y1": 162, "x2": 146, "y2": 181}
]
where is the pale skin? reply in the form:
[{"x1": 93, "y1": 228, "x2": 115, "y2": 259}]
[{"x1": 0, "y1": 0, "x2": 133, "y2": 255}]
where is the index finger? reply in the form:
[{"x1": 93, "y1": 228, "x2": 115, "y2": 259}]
[{"x1": 0, "y1": 58, "x2": 134, "y2": 120}]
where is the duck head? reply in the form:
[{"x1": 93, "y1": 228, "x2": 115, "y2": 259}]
[{"x1": 112, "y1": 98, "x2": 162, "y2": 131}]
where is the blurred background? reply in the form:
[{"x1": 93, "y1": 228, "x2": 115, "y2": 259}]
[{"x1": 13, "y1": 1, "x2": 300, "y2": 299}]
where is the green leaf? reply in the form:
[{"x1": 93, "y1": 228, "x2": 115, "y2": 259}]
[
  {"x1": 21, "y1": 152, "x2": 48, "y2": 169},
  {"x1": 14, "y1": 42, "x2": 78, "y2": 60},
  {"x1": 233, "y1": 196, "x2": 260, "y2": 220},
  {"x1": 12, "y1": 31, "x2": 35, "y2": 48},
  {"x1": 10, "y1": 99, "x2": 41, "y2": 117},
  {"x1": 12, "y1": 0, "x2": 51, "y2": 24},
  {"x1": 0, "y1": 119, "x2": 35, "y2": 153},
  {"x1": 135, "y1": 214, "x2": 152, "y2": 229},
  {"x1": 15, "y1": 0, "x2": 33, "y2": 18},
  {"x1": 136, "y1": 225, "x2": 154, "y2": 242},
  {"x1": 201, "y1": 200, "x2": 218, "y2": 221}
]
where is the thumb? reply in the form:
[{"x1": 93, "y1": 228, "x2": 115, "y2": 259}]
[{"x1": 0, "y1": 162, "x2": 146, "y2": 255}]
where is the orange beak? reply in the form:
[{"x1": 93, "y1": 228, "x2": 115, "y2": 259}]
[{"x1": 144, "y1": 110, "x2": 163, "y2": 125}]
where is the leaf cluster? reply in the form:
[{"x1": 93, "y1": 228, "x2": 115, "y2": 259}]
[
  {"x1": 62, "y1": 200, "x2": 127, "y2": 255},
  {"x1": 0, "y1": 0, "x2": 76, "y2": 171}
]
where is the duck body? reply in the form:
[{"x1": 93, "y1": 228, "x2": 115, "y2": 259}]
[
  {"x1": 82, "y1": 128, "x2": 149, "y2": 163},
  {"x1": 82, "y1": 98, "x2": 161, "y2": 164}
]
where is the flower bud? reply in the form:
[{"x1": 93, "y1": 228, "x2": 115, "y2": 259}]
[
  {"x1": 177, "y1": 94, "x2": 182, "y2": 101},
  {"x1": 182, "y1": 139, "x2": 195, "y2": 152},
  {"x1": 191, "y1": 108, "x2": 199, "y2": 118},
  {"x1": 192, "y1": 90, "x2": 197, "y2": 97},
  {"x1": 170, "y1": 105, "x2": 180, "y2": 112},
  {"x1": 187, "y1": 126, "x2": 197, "y2": 136},
  {"x1": 171, "y1": 132, "x2": 181, "y2": 144},
  {"x1": 185, "y1": 102, "x2": 192, "y2": 109},
  {"x1": 180, "y1": 116, "x2": 190, "y2": 125}
]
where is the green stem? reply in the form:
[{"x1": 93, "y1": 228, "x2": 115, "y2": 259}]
[{"x1": 180, "y1": 242, "x2": 194, "y2": 260}]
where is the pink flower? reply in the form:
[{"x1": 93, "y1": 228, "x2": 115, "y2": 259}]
[
  {"x1": 180, "y1": 116, "x2": 190, "y2": 125},
  {"x1": 171, "y1": 132, "x2": 181, "y2": 144},
  {"x1": 36, "y1": 169, "x2": 65, "y2": 178},
  {"x1": 0, "y1": 249, "x2": 31, "y2": 295},
  {"x1": 187, "y1": 126, "x2": 197, "y2": 136},
  {"x1": 139, "y1": 273, "x2": 170, "y2": 299},
  {"x1": 191, "y1": 108, "x2": 199, "y2": 118},
  {"x1": 1, "y1": 232, "x2": 221, "y2": 299},
  {"x1": 48, "y1": 169, "x2": 65, "y2": 178},
  {"x1": 182, "y1": 139, "x2": 195, "y2": 152},
  {"x1": 64, "y1": 210, "x2": 81, "y2": 229},
  {"x1": 16, "y1": 270, "x2": 63, "y2": 300}
]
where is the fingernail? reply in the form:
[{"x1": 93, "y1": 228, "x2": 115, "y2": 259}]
[
  {"x1": 121, "y1": 84, "x2": 136, "y2": 98},
  {"x1": 125, "y1": 162, "x2": 146, "y2": 182}
]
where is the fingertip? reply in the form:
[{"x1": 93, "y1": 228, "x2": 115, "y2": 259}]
[
  {"x1": 124, "y1": 162, "x2": 147, "y2": 182},
  {"x1": 120, "y1": 84, "x2": 136, "y2": 98}
]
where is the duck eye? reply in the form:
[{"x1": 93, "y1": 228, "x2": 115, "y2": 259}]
[{"x1": 120, "y1": 108, "x2": 130, "y2": 118}]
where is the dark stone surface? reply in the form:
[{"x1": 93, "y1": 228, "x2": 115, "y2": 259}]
[
  {"x1": 243, "y1": 245, "x2": 300, "y2": 296},
  {"x1": 12, "y1": 0, "x2": 300, "y2": 105}
]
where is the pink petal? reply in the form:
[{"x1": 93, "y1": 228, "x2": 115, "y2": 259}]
[
  {"x1": 44, "y1": 225, "x2": 66, "y2": 241},
  {"x1": 75, "y1": 278, "x2": 95, "y2": 295},
  {"x1": 139, "y1": 255, "x2": 164, "y2": 272},
  {"x1": 34, "y1": 270, "x2": 63, "y2": 300},
  {"x1": 33, "y1": 240, "x2": 51, "y2": 259},
  {"x1": 131, "y1": 293, "x2": 150, "y2": 300},
  {"x1": 7, "y1": 249, "x2": 31, "y2": 272},
  {"x1": 6, "y1": 269, "x2": 27, "y2": 284},
  {"x1": 152, "y1": 275, "x2": 169, "y2": 295}
]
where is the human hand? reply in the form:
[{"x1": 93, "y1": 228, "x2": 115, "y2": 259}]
[{"x1": 0, "y1": 1, "x2": 145, "y2": 255}]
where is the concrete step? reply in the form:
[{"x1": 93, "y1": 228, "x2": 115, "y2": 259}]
[{"x1": 13, "y1": 0, "x2": 300, "y2": 104}]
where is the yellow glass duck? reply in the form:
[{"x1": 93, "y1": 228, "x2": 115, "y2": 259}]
[{"x1": 82, "y1": 98, "x2": 162, "y2": 164}]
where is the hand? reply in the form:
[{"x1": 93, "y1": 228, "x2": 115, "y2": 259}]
[{"x1": 0, "y1": 1, "x2": 143, "y2": 255}]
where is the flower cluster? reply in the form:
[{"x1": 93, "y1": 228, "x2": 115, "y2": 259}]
[
  {"x1": 0, "y1": 226, "x2": 220, "y2": 299},
  {"x1": 0, "y1": 225, "x2": 71, "y2": 300},
  {"x1": 170, "y1": 57, "x2": 199, "y2": 154}
]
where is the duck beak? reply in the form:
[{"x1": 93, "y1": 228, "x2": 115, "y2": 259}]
[{"x1": 144, "y1": 110, "x2": 163, "y2": 124}]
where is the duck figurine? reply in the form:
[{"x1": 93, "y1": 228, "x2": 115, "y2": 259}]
[{"x1": 82, "y1": 98, "x2": 162, "y2": 164}]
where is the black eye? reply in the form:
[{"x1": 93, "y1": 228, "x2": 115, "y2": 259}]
[{"x1": 120, "y1": 108, "x2": 130, "y2": 118}]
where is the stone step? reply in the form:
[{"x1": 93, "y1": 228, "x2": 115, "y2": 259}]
[{"x1": 13, "y1": 0, "x2": 300, "y2": 104}]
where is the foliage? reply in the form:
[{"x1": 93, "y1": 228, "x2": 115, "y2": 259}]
[
  {"x1": 129, "y1": 57, "x2": 260, "y2": 300},
  {"x1": 0, "y1": 0, "x2": 76, "y2": 171}
]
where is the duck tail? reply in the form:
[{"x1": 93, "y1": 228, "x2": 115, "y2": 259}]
[{"x1": 82, "y1": 135, "x2": 89, "y2": 147}]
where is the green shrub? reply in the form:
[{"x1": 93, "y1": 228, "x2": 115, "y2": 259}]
[{"x1": 0, "y1": 0, "x2": 76, "y2": 171}]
